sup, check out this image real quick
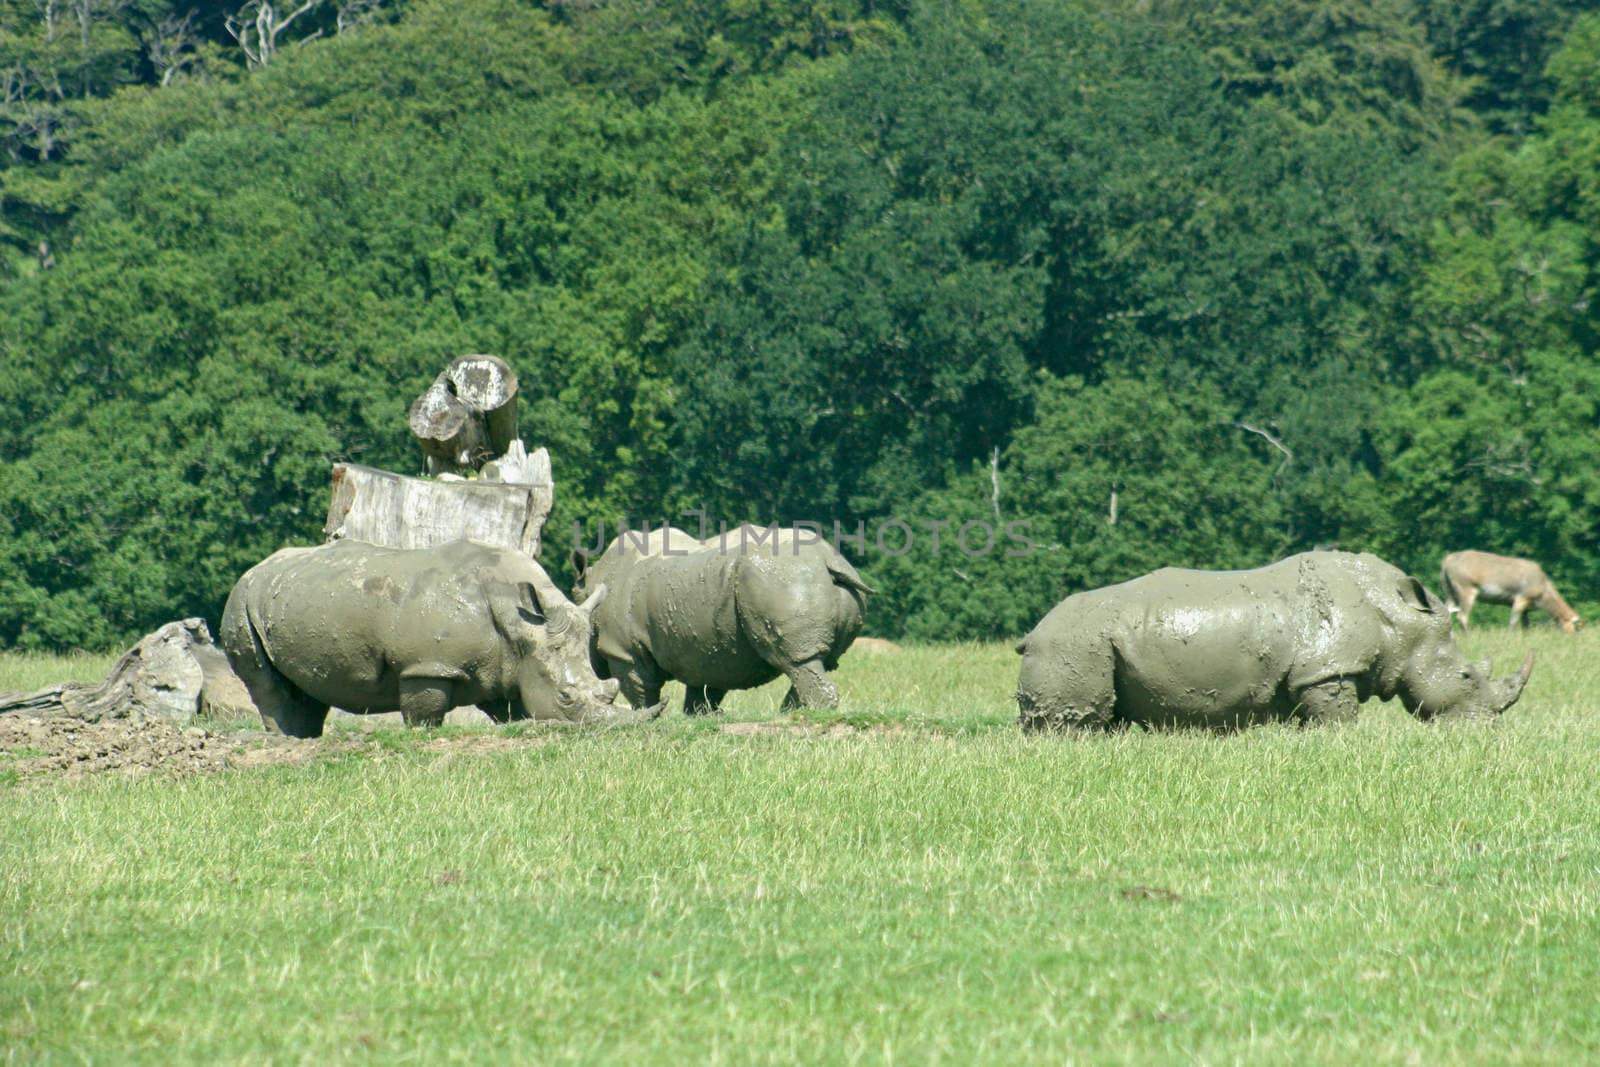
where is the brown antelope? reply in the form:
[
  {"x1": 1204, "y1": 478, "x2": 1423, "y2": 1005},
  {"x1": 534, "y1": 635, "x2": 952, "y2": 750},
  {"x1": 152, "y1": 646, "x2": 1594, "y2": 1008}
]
[{"x1": 1439, "y1": 550, "x2": 1583, "y2": 633}]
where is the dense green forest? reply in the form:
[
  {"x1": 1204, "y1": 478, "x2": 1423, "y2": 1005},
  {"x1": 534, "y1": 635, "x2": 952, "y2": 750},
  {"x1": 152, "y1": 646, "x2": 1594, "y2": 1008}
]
[{"x1": 1, "y1": 0, "x2": 1598, "y2": 649}]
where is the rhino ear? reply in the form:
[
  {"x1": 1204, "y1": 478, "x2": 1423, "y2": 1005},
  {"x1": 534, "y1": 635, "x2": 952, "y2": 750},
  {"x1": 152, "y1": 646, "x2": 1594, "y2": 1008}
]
[
  {"x1": 571, "y1": 548, "x2": 589, "y2": 580},
  {"x1": 486, "y1": 581, "x2": 547, "y2": 643},
  {"x1": 514, "y1": 581, "x2": 549, "y2": 626},
  {"x1": 1397, "y1": 576, "x2": 1444, "y2": 614}
]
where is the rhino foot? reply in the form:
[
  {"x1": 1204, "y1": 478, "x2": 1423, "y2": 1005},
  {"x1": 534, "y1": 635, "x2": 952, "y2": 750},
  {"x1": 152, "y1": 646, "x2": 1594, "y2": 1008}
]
[
  {"x1": 684, "y1": 686, "x2": 726, "y2": 716},
  {"x1": 780, "y1": 660, "x2": 838, "y2": 711},
  {"x1": 1017, "y1": 693, "x2": 1114, "y2": 733}
]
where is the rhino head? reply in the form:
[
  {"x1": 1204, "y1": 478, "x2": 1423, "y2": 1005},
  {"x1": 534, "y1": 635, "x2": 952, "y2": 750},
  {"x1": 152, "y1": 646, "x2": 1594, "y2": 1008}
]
[
  {"x1": 1391, "y1": 576, "x2": 1534, "y2": 719},
  {"x1": 495, "y1": 567, "x2": 648, "y2": 724},
  {"x1": 571, "y1": 547, "x2": 600, "y2": 605}
]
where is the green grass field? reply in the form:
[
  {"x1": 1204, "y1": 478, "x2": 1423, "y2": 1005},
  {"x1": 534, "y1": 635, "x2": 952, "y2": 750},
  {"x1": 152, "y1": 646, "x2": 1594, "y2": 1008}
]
[{"x1": 4, "y1": 628, "x2": 1599, "y2": 1063}]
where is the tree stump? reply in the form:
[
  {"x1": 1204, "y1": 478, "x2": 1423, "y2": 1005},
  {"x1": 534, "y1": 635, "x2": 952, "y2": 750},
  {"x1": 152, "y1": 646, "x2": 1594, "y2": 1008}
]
[
  {"x1": 408, "y1": 354, "x2": 520, "y2": 476},
  {"x1": 0, "y1": 618, "x2": 256, "y2": 725},
  {"x1": 323, "y1": 449, "x2": 555, "y2": 558}
]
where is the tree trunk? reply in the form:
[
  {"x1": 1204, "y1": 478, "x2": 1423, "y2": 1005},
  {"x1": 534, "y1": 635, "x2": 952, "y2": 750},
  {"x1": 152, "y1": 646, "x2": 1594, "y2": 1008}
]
[
  {"x1": 323, "y1": 450, "x2": 554, "y2": 558},
  {"x1": 0, "y1": 618, "x2": 254, "y2": 724}
]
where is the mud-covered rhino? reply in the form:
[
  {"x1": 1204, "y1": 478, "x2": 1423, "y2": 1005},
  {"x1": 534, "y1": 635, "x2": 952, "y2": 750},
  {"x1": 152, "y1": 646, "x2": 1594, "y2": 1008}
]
[
  {"x1": 222, "y1": 539, "x2": 639, "y2": 737},
  {"x1": 1016, "y1": 551, "x2": 1533, "y2": 732},
  {"x1": 571, "y1": 526, "x2": 874, "y2": 715}
]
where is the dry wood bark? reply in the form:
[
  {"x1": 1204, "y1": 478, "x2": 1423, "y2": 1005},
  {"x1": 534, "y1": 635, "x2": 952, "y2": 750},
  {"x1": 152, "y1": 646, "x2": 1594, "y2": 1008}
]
[
  {"x1": 408, "y1": 378, "x2": 489, "y2": 476},
  {"x1": 407, "y1": 354, "x2": 520, "y2": 476},
  {"x1": 445, "y1": 354, "x2": 520, "y2": 457},
  {"x1": 323, "y1": 448, "x2": 554, "y2": 558}
]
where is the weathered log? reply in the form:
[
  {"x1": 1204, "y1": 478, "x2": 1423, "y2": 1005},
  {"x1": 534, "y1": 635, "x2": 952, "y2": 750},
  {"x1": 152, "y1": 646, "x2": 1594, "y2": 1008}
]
[
  {"x1": 408, "y1": 378, "x2": 489, "y2": 477},
  {"x1": 407, "y1": 354, "x2": 520, "y2": 476},
  {"x1": 0, "y1": 618, "x2": 255, "y2": 724},
  {"x1": 446, "y1": 354, "x2": 520, "y2": 458},
  {"x1": 191, "y1": 643, "x2": 261, "y2": 721},
  {"x1": 323, "y1": 452, "x2": 554, "y2": 558},
  {"x1": 479, "y1": 439, "x2": 546, "y2": 485}
]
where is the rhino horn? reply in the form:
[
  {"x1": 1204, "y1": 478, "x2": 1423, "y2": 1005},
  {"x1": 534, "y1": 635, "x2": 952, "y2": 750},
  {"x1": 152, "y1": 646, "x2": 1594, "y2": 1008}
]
[
  {"x1": 1497, "y1": 651, "x2": 1535, "y2": 713},
  {"x1": 580, "y1": 581, "x2": 608, "y2": 617},
  {"x1": 576, "y1": 695, "x2": 660, "y2": 726}
]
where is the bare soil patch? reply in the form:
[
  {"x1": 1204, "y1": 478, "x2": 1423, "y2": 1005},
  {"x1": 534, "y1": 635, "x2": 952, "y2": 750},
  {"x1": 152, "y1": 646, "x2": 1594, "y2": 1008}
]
[
  {"x1": 0, "y1": 713, "x2": 547, "y2": 780},
  {"x1": 0, "y1": 715, "x2": 276, "y2": 778}
]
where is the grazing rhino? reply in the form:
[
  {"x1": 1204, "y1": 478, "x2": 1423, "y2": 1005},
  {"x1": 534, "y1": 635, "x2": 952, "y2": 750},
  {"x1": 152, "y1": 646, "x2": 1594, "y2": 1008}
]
[
  {"x1": 571, "y1": 525, "x2": 875, "y2": 715},
  {"x1": 1015, "y1": 551, "x2": 1533, "y2": 732},
  {"x1": 222, "y1": 539, "x2": 638, "y2": 738},
  {"x1": 1440, "y1": 550, "x2": 1582, "y2": 633}
]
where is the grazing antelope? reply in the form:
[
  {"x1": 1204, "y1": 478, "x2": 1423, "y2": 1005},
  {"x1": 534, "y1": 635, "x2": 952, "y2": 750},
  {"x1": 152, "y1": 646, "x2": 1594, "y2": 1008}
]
[{"x1": 1439, "y1": 550, "x2": 1583, "y2": 633}]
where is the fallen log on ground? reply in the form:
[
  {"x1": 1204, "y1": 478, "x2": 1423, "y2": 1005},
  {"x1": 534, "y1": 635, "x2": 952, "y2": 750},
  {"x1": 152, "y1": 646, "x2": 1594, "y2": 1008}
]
[{"x1": 0, "y1": 618, "x2": 255, "y2": 724}]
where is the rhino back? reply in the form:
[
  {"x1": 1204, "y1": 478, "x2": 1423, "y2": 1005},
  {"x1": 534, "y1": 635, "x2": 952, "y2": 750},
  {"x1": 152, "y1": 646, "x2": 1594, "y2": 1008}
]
[
  {"x1": 1111, "y1": 580, "x2": 1299, "y2": 725},
  {"x1": 242, "y1": 541, "x2": 502, "y2": 708},
  {"x1": 593, "y1": 549, "x2": 768, "y2": 688},
  {"x1": 1023, "y1": 555, "x2": 1393, "y2": 726}
]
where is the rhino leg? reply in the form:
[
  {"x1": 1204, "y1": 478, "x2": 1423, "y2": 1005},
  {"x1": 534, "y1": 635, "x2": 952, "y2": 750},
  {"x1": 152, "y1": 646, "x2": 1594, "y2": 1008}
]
[
  {"x1": 224, "y1": 605, "x2": 328, "y2": 738},
  {"x1": 248, "y1": 678, "x2": 328, "y2": 739},
  {"x1": 780, "y1": 658, "x2": 839, "y2": 711},
  {"x1": 398, "y1": 676, "x2": 454, "y2": 729},
  {"x1": 230, "y1": 651, "x2": 327, "y2": 738},
  {"x1": 1016, "y1": 638, "x2": 1116, "y2": 732},
  {"x1": 1016, "y1": 695, "x2": 1115, "y2": 733},
  {"x1": 685, "y1": 686, "x2": 726, "y2": 716},
  {"x1": 613, "y1": 657, "x2": 668, "y2": 718},
  {"x1": 1295, "y1": 678, "x2": 1359, "y2": 726}
]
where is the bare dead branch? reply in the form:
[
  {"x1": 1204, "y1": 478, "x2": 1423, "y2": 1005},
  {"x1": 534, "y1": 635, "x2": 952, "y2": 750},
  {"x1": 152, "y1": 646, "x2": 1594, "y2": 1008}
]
[
  {"x1": 1235, "y1": 421, "x2": 1293, "y2": 469},
  {"x1": 989, "y1": 446, "x2": 1001, "y2": 519},
  {"x1": 227, "y1": 0, "x2": 325, "y2": 67}
]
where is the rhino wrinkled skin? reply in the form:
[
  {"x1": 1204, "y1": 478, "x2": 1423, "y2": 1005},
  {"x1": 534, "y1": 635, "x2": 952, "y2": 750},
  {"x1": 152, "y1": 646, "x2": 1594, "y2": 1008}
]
[
  {"x1": 1016, "y1": 551, "x2": 1533, "y2": 732},
  {"x1": 572, "y1": 526, "x2": 875, "y2": 716},
  {"x1": 222, "y1": 539, "x2": 634, "y2": 737}
]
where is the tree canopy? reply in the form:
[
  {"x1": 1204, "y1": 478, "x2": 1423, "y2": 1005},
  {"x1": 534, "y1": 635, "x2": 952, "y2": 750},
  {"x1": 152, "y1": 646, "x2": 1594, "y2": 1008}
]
[{"x1": 2, "y1": 0, "x2": 1598, "y2": 649}]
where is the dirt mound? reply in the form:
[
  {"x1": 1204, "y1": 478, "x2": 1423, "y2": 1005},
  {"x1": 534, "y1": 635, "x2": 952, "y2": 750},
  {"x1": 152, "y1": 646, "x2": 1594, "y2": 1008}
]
[
  {"x1": 1, "y1": 714, "x2": 243, "y2": 778},
  {"x1": 0, "y1": 712, "x2": 349, "y2": 778}
]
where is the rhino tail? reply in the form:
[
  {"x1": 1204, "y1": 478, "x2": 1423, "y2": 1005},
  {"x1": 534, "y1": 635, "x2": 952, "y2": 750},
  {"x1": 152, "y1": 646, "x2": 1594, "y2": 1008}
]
[
  {"x1": 221, "y1": 581, "x2": 270, "y2": 676},
  {"x1": 827, "y1": 556, "x2": 877, "y2": 597}
]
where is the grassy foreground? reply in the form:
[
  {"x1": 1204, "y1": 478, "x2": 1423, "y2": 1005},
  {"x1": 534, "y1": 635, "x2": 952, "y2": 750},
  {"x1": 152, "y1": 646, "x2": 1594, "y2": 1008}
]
[{"x1": 3, "y1": 631, "x2": 1599, "y2": 1063}]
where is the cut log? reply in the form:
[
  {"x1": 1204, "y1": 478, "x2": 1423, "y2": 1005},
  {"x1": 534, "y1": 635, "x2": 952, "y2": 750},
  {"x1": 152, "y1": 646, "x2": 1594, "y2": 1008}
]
[
  {"x1": 324, "y1": 453, "x2": 554, "y2": 558},
  {"x1": 0, "y1": 618, "x2": 255, "y2": 725},
  {"x1": 408, "y1": 378, "x2": 490, "y2": 477},
  {"x1": 407, "y1": 354, "x2": 520, "y2": 476},
  {"x1": 191, "y1": 643, "x2": 260, "y2": 721},
  {"x1": 445, "y1": 354, "x2": 519, "y2": 458}
]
